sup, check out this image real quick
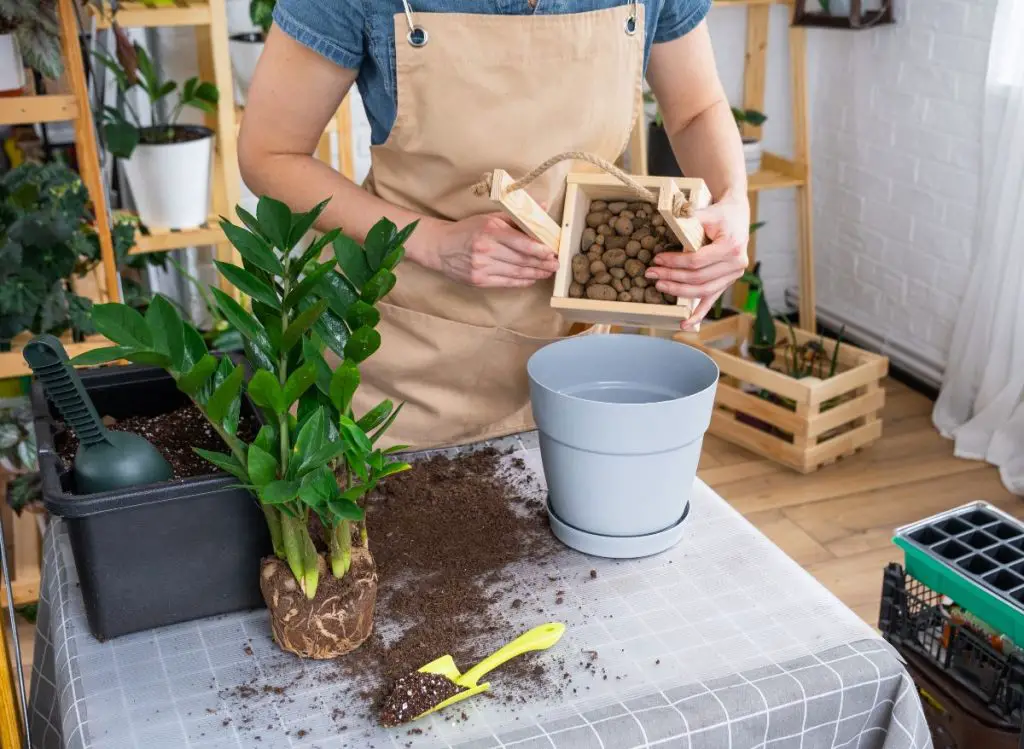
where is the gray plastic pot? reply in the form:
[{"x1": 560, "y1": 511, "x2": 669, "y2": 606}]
[{"x1": 527, "y1": 334, "x2": 719, "y2": 558}]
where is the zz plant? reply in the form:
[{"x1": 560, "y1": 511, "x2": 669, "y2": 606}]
[{"x1": 72, "y1": 195, "x2": 415, "y2": 601}]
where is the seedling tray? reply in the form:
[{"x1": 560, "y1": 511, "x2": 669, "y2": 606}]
[{"x1": 894, "y1": 501, "x2": 1024, "y2": 644}]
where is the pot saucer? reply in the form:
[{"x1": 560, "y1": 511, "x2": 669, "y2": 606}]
[{"x1": 546, "y1": 497, "x2": 691, "y2": 559}]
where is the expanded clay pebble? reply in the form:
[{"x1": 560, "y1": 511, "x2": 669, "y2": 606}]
[
  {"x1": 569, "y1": 198, "x2": 684, "y2": 304},
  {"x1": 379, "y1": 672, "x2": 463, "y2": 727}
]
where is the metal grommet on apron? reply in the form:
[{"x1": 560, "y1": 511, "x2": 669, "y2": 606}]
[
  {"x1": 350, "y1": 2, "x2": 647, "y2": 451},
  {"x1": 400, "y1": 0, "x2": 429, "y2": 47}
]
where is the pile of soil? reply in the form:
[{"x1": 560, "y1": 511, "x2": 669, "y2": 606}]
[
  {"x1": 378, "y1": 672, "x2": 462, "y2": 727},
  {"x1": 55, "y1": 403, "x2": 255, "y2": 481}
]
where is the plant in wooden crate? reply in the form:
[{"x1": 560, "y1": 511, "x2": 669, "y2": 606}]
[
  {"x1": 229, "y1": 0, "x2": 275, "y2": 105},
  {"x1": 732, "y1": 107, "x2": 767, "y2": 175},
  {"x1": 0, "y1": 161, "x2": 140, "y2": 351},
  {"x1": 0, "y1": 0, "x2": 62, "y2": 92},
  {"x1": 73, "y1": 195, "x2": 416, "y2": 658},
  {"x1": 94, "y1": 41, "x2": 220, "y2": 230},
  {"x1": 678, "y1": 276, "x2": 887, "y2": 473}
]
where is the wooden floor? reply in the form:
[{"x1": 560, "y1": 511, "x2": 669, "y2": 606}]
[{"x1": 4, "y1": 378, "x2": 1022, "y2": 705}]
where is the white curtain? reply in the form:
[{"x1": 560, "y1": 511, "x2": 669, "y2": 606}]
[{"x1": 932, "y1": 0, "x2": 1024, "y2": 495}]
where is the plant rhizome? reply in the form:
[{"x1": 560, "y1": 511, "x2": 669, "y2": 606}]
[{"x1": 75, "y1": 194, "x2": 418, "y2": 659}]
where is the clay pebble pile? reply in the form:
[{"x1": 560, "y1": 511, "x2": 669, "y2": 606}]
[
  {"x1": 378, "y1": 671, "x2": 463, "y2": 727},
  {"x1": 569, "y1": 199, "x2": 683, "y2": 304}
]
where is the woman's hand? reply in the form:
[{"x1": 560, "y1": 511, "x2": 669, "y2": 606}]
[
  {"x1": 644, "y1": 193, "x2": 751, "y2": 329},
  {"x1": 420, "y1": 212, "x2": 560, "y2": 288}
]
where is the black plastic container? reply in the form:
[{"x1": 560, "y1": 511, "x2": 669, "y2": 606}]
[
  {"x1": 879, "y1": 563, "x2": 1024, "y2": 748},
  {"x1": 647, "y1": 122, "x2": 683, "y2": 178},
  {"x1": 31, "y1": 363, "x2": 272, "y2": 640}
]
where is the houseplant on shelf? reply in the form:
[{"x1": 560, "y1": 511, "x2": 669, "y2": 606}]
[
  {"x1": 0, "y1": 0, "x2": 62, "y2": 93},
  {"x1": 643, "y1": 91, "x2": 682, "y2": 178},
  {"x1": 229, "y1": 0, "x2": 273, "y2": 106},
  {"x1": 73, "y1": 194, "x2": 415, "y2": 658},
  {"x1": 0, "y1": 161, "x2": 140, "y2": 351},
  {"x1": 733, "y1": 107, "x2": 767, "y2": 175},
  {"x1": 93, "y1": 41, "x2": 219, "y2": 230}
]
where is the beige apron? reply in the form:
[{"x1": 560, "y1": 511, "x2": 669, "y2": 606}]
[{"x1": 348, "y1": 1, "x2": 645, "y2": 450}]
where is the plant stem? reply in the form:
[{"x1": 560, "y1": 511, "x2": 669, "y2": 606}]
[
  {"x1": 301, "y1": 518, "x2": 320, "y2": 598},
  {"x1": 329, "y1": 520, "x2": 351, "y2": 578},
  {"x1": 358, "y1": 521, "x2": 368, "y2": 547},
  {"x1": 279, "y1": 512, "x2": 305, "y2": 589},
  {"x1": 262, "y1": 506, "x2": 285, "y2": 558}
]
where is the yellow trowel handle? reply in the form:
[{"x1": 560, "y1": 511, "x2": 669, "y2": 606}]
[{"x1": 458, "y1": 623, "x2": 566, "y2": 689}]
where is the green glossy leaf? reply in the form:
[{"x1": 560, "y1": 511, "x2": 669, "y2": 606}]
[
  {"x1": 364, "y1": 217, "x2": 396, "y2": 272},
  {"x1": 295, "y1": 441, "x2": 348, "y2": 478},
  {"x1": 287, "y1": 197, "x2": 331, "y2": 249},
  {"x1": 344, "y1": 326, "x2": 381, "y2": 363},
  {"x1": 243, "y1": 339, "x2": 276, "y2": 373},
  {"x1": 329, "y1": 361, "x2": 360, "y2": 413},
  {"x1": 235, "y1": 205, "x2": 271, "y2": 242},
  {"x1": 332, "y1": 235, "x2": 372, "y2": 289},
  {"x1": 211, "y1": 288, "x2": 274, "y2": 356},
  {"x1": 145, "y1": 294, "x2": 185, "y2": 370},
  {"x1": 344, "y1": 300, "x2": 380, "y2": 330},
  {"x1": 103, "y1": 121, "x2": 140, "y2": 159},
  {"x1": 182, "y1": 322, "x2": 208, "y2": 370},
  {"x1": 176, "y1": 354, "x2": 218, "y2": 396},
  {"x1": 344, "y1": 447, "x2": 370, "y2": 482},
  {"x1": 91, "y1": 303, "x2": 152, "y2": 348},
  {"x1": 391, "y1": 219, "x2": 418, "y2": 251},
  {"x1": 283, "y1": 261, "x2": 337, "y2": 310},
  {"x1": 328, "y1": 497, "x2": 365, "y2": 522},
  {"x1": 316, "y1": 269, "x2": 359, "y2": 319},
  {"x1": 248, "y1": 370, "x2": 286, "y2": 414},
  {"x1": 295, "y1": 228, "x2": 341, "y2": 272},
  {"x1": 193, "y1": 448, "x2": 248, "y2": 482},
  {"x1": 311, "y1": 308, "x2": 349, "y2": 360},
  {"x1": 375, "y1": 461, "x2": 412, "y2": 480},
  {"x1": 254, "y1": 424, "x2": 277, "y2": 456},
  {"x1": 356, "y1": 400, "x2": 393, "y2": 434},
  {"x1": 283, "y1": 361, "x2": 317, "y2": 406},
  {"x1": 206, "y1": 363, "x2": 245, "y2": 423},
  {"x1": 381, "y1": 246, "x2": 405, "y2": 272},
  {"x1": 303, "y1": 336, "x2": 333, "y2": 397},
  {"x1": 338, "y1": 414, "x2": 373, "y2": 455},
  {"x1": 370, "y1": 402, "x2": 404, "y2": 445},
  {"x1": 70, "y1": 346, "x2": 133, "y2": 366},
  {"x1": 219, "y1": 219, "x2": 284, "y2": 275},
  {"x1": 246, "y1": 443, "x2": 278, "y2": 487},
  {"x1": 256, "y1": 195, "x2": 293, "y2": 251},
  {"x1": 298, "y1": 483, "x2": 329, "y2": 512},
  {"x1": 282, "y1": 298, "x2": 328, "y2": 352},
  {"x1": 214, "y1": 261, "x2": 280, "y2": 309},
  {"x1": 124, "y1": 351, "x2": 172, "y2": 367},
  {"x1": 224, "y1": 391, "x2": 241, "y2": 436},
  {"x1": 360, "y1": 269, "x2": 396, "y2": 305},
  {"x1": 260, "y1": 480, "x2": 300, "y2": 506}
]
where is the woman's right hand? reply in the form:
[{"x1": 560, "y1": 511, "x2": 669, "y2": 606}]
[{"x1": 420, "y1": 213, "x2": 560, "y2": 288}]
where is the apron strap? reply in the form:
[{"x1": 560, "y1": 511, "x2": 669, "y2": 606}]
[{"x1": 402, "y1": 1, "x2": 641, "y2": 45}]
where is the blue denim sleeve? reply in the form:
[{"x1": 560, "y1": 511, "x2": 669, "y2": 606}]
[
  {"x1": 273, "y1": 0, "x2": 365, "y2": 70},
  {"x1": 653, "y1": 0, "x2": 713, "y2": 43}
]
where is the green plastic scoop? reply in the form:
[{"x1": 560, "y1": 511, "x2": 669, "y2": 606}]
[{"x1": 23, "y1": 335, "x2": 174, "y2": 494}]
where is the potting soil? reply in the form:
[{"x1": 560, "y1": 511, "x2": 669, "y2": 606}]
[
  {"x1": 54, "y1": 403, "x2": 255, "y2": 481},
  {"x1": 378, "y1": 671, "x2": 463, "y2": 727}
]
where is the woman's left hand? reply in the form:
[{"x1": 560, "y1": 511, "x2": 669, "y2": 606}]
[{"x1": 644, "y1": 193, "x2": 751, "y2": 330}]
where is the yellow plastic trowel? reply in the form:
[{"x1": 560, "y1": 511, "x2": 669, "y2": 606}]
[{"x1": 415, "y1": 622, "x2": 566, "y2": 720}]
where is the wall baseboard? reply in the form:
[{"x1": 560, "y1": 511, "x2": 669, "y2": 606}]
[{"x1": 784, "y1": 287, "x2": 944, "y2": 401}]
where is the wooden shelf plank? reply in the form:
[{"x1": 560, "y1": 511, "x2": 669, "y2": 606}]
[
  {"x1": 92, "y1": 1, "x2": 211, "y2": 29},
  {"x1": 748, "y1": 153, "x2": 807, "y2": 191},
  {"x1": 0, "y1": 338, "x2": 112, "y2": 380},
  {"x1": 129, "y1": 222, "x2": 226, "y2": 255},
  {"x1": 0, "y1": 95, "x2": 78, "y2": 126}
]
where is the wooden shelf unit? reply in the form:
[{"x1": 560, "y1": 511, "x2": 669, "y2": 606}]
[{"x1": 628, "y1": 0, "x2": 817, "y2": 331}]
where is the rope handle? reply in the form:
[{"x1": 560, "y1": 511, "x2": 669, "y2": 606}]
[{"x1": 470, "y1": 151, "x2": 696, "y2": 218}]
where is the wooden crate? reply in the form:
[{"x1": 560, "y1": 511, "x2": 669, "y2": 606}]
[
  {"x1": 676, "y1": 313, "x2": 889, "y2": 473},
  {"x1": 483, "y1": 169, "x2": 712, "y2": 330},
  {"x1": 0, "y1": 471, "x2": 42, "y2": 609}
]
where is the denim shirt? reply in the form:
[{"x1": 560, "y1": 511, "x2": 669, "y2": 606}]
[{"x1": 273, "y1": 0, "x2": 712, "y2": 145}]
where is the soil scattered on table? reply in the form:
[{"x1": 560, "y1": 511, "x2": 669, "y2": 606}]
[
  {"x1": 379, "y1": 671, "x2": 463, "y2": 727},
  {"x1": 54, "y1": 403, "x2": 255, "y2": 481}
]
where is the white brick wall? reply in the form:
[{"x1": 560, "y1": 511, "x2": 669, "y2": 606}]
[{"x1": 808, "y1": 0, "x2": 995, "y2": 371}]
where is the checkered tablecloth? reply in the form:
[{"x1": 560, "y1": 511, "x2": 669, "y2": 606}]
[{"x1": 27, "y1": 434, "x2": 932, "y2": 749}]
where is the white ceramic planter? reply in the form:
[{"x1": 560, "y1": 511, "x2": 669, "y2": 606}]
[
  {"x1": 743, "y1": 138, "x2": 763, "y2": 175},
  {"x1": 121, "y1": 127, "x2": 214, "y2": 229},
  {"x1": 229, "y1": 34, "x2": 264, "y2": 106},
  {"x1": 0, "y1": 33, "x2": 26, "y2": 93}
]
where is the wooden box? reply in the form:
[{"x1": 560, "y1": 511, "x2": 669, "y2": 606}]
[
  {"x1": 485, "y1": 169, "x2": 712, "y2": 331},
  {"x1": 677, "y1": 313, "x2": 889, "y2": 473}
]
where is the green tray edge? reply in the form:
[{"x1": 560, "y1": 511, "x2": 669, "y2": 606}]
[{"x1": 893, "y1": 536, "x2": 1024, "y2": 644}]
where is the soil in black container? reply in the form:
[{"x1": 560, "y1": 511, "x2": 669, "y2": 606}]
[{"x1": 55, "y1": 403, "x2": 255, "y2": 481}]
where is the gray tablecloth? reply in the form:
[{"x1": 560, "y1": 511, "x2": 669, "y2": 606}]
[{"x1": 28, "y1": 434, "x2": 932, "y2": 749}]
